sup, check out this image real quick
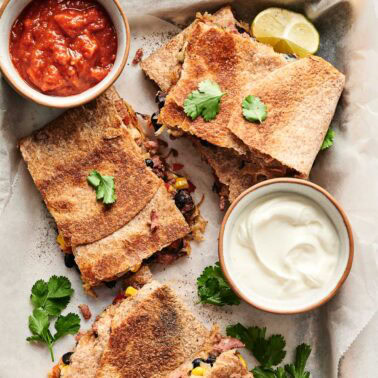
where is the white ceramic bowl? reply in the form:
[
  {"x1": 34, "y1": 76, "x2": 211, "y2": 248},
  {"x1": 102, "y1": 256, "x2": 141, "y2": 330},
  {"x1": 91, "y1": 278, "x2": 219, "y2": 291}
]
[
  {"x1": 219, "y1": 178, "x2": 354, "y2": 314},
  {"x1": 0, "y1": 0, "x2": 130, "y2": 108}
]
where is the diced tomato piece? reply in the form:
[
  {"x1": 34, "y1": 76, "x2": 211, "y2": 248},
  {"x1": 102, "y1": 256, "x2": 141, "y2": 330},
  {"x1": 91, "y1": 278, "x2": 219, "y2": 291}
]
[{"x1": 172, "y1": 163, "x2": 184, "y2": 171}]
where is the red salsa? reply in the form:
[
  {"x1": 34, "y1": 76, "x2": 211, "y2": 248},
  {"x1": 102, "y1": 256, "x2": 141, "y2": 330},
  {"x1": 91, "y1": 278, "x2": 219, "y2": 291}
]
[{"x1": 10, "y1": 0, "x2": 118, "y2": 97}]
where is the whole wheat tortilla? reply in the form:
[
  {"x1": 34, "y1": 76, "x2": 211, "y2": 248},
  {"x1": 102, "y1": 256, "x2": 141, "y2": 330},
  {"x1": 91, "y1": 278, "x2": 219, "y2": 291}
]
[
  {"x1": 159, "y1": 21, "x2": 287, "y2": 154},
  {"x1": 228, "y1": 56, "x2": 345, "y2": 176},
  {"x1": 74, "y1": 183, "x2": 190, "y2": 288},
  {"x1": 19, "y1": 91, "x2": 161, "y2": 247},
  {"x1": 140, "y1": 6, "x2": 237, "y2": 93},
  {"x1": 59, "y1": 281, "x2": 209, "y2": 378}
]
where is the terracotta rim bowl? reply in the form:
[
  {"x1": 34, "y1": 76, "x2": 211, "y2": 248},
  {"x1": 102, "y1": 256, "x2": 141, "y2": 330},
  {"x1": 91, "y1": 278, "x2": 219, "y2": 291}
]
[
  {"x1": 218, "y1": 178, "x2": 354, "y2": 314},
  {"x1": 0, "y1": 0, "x2": 130, "y2": 108}
]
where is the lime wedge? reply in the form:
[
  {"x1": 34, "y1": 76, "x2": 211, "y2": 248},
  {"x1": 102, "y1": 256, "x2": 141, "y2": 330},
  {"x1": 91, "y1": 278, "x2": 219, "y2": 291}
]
[{"x1": 252, "y1": 8, "x2": 319, "y2": 57}]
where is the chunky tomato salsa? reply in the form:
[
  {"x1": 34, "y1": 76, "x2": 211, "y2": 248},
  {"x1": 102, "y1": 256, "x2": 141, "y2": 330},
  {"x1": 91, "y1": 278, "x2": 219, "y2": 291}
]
[{"x1": 10, "y1": 0, "x2": 118, "y2": 97}]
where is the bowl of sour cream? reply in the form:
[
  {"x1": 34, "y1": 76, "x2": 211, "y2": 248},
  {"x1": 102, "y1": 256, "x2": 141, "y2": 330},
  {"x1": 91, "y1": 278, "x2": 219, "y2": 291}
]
[{"x1": 219, "y1": 178, "x2": 354, "y2": 314}]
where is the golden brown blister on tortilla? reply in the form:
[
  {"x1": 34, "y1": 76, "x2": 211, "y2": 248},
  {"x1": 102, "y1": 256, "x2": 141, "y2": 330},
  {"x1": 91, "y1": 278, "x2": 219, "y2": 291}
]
[{"x1": 19, "y1": 91, "x2": 161, "y2": 247}]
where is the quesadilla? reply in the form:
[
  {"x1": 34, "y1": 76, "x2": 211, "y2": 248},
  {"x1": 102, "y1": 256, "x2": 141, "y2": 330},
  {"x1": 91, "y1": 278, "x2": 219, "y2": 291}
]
[
  {"x1": 19, "y1": 88, "x2": 199, "y2": 290},
  {"x1": 49, "y1": 278, "x2": 251, "y2": 378},
  {"x1": 20, "y1": 90, "x2": 161, "y2": 248},
  {"x1": 141, "y1": 6, "x2": 239, "y2": 94},
  {"x1": 158, "y1": 21, "x2": 287, "y2": 154},
  {"x1": 141, "y1": 7, "x2": 345, "y2": 206}
]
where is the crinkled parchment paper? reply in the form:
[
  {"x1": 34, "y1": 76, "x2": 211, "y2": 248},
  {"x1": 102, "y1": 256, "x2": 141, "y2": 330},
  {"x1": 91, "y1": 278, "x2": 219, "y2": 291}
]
[{"x1": 0, "y1": 0, "x2": 377, "y2": 377}]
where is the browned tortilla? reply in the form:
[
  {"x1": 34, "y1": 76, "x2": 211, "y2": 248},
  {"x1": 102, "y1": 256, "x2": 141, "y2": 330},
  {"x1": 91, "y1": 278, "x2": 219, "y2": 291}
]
[
  {"x1": 19, "y1": 91, "x2": 161, "y2": 247},
  {"x1": 54, "y1": 281, "x2": 209, "y2": 378},
  {"x1": 228, "y1": 56, "x2": 345, "y2": 176},
  {"x1": 74, "y1": 183, "x2": 189, "y2": 288},
  {"x1": 159, "y1": 21, "x2": 287, "y2": 153},
  {"x1": 140, "y1": 6, "x2": 237, "y2": 93}
]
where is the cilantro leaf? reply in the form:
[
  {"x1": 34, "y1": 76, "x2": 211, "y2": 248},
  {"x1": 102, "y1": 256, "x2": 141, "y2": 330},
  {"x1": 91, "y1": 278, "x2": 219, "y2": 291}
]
[
  {"x1": 226, "y1": 324, "x2": 286, "y2": 367},
  {"x1": 197, "y1": 262, "x2": 240, "y2": 306},
  {"x1": 242, "y1": 95, "x2": 267, "y2": 123},
  {"x1": 184, "y1": 80, "x2": 225, "y2": 121},
  {"x1": 27, "y1": 276, "x2": 80, "y2": 361},
  {"x1": 30, "y1": 276, "x2": 73, "y2": 316},
  {"x1": 31, "y1": 280, "x2": 48, "y2": 308},
  {"x1": 276, "y1": 367, "x2": 288, "y2": 378},
  {"x1": 321, "y1": 128, "x2": 335, "y2": 150},
  {"x1": 47, "y1": 275, "x2": 74, "y2": 298},
  {"x1": 87, "y1": 170, "x2": 117, "y2": 205},
  {"x1": 28, "y1": 308, "x2": 50, "y2": 338},
  {"x1": 284, "y1": 344, "x2": 311, "y2": 378},
  {"x1": 44, "y1": 297, "x2": 71, "y2": 317},
  {"x1": 27, "y1": 308, "x2": 55, "y2": 360},
  {"x1": 253, "y1": 367, "x2": 278, "y2": 378},
  {"x1": 54, "y1": 313, "x2": 81, "y2": 341}
]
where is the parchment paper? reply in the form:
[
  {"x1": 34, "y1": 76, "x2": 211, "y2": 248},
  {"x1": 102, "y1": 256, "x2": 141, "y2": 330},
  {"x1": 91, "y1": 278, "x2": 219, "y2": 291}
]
[{"x1": 1, "y1": 0, "x2": 377, "y2": 377}]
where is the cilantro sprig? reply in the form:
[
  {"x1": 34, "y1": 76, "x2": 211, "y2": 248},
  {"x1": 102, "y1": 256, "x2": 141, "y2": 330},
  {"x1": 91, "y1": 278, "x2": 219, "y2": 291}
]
[
  {"x1": 27, "y1": 276, "x2": 80, "y2": 361},
  {"x1": 242, "y1": 95, "x2": 267, "y2": 123},
  {"x1": 321, "y1": 128, "x2": 335, "y2": 150},
  {"x1": 197, "y1": 262, "x2": 240, "y2": 306},
  {"x1": 226, "y1": 323, "x2": 312, "y2": 377},
  {"x1": 227, "y1": 324, "x2": 286, "y2": 367},
  {"x1": 184, "y1": 80, "x2": 225, "y2": 121},
  {"x1": 87, "y1": 170, "x2": 117, "y2": 205}
]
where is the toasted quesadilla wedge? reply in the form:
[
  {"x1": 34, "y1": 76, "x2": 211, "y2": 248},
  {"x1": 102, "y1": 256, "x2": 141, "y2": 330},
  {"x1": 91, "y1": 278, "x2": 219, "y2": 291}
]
[
  {"x1": 142, "y1": 7, "x2": 344, "y2": 206},
  {"x1": 19, "y1": 91, "x2": 161, "y2": 247},
  {"x1": 141, "y1": 8, "x2": 291, "y2": 205},
  {"x1": 141, "y1": 6, "x2": 238, "y2": 94},
  {"x1": 228, "y1": 55, "x2": 345, "y2": 176},
  {"x1": 158, "y1": 21, "x2": 287, "y2": 154},
  {"x1": 50, "y1": 279, "x2": 251, "y2": 378},
  {"x1": 74, "y1": 183, "x2": 190, "y2": 288},
  {"x1": 20, "y1": 88, "x2": 194, "y2": 289}
]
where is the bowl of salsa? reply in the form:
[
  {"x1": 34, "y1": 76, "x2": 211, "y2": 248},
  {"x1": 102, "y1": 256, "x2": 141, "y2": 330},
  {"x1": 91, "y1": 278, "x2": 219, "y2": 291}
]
[{"x1": 0, "y1": 0, "x2": 130, "y2": 108}]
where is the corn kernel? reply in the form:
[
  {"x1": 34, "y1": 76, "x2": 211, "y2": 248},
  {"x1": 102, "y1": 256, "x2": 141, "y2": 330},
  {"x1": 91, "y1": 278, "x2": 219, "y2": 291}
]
[
  {"x1": 56, "y1": 234, "x2": 66, "y2": 250},
  {"x1": 60, "y1": 365, "x2": 69, "y2": 376},
  {"x1": 238, "y1": 353, "x2": 247, "y2": 369},
  {"x1": 125, "y1": 286, "x2": 138, "y2": 297},
  {"x1": 130, "y1": 263, "x2": 141, "y2": 273},
  {"x1": 174, "y1": 177, "x2": 189, "y2": 190},
  {"x1": 191, "y1": 366, "x2": 205, "y2": 376}
]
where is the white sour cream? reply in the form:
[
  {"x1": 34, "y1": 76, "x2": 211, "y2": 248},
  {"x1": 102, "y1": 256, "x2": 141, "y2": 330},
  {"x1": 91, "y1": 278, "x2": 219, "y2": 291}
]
[{"x1": 229, "y1": 193, "x2": 340, "y2": 303}]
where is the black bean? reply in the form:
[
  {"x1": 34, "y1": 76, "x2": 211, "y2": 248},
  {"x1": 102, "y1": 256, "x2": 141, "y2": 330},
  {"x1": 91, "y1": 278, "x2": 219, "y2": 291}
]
[
  {"x1": 64, "y1": 254, "x2": 76, "y2": 269},
  {"x1": 174, "y1": 189, "x2": 193, "y2": 210},
  {"x1": 105, "y1": 280, "x2": 117, "y2": 288},
  {"x1": 192, "y1": 358, "x2": 204, "y2": 368},
  {"x1": 205, "y1": 355, "x2": 216, "y2": 366},
  {"x1": 151, "y1": 112, "x2": 162, "y2": 131},
  {"x1": 155, "y1": 91, "x2": 166, "y2": 109},
  {"x1": 199, "y1": 139, "x2": 211, "y2": 147},
  {"x1": 62, "y1": 352, "x2": 73, "y2": 365},
  {"x1": 145, "y1": 159, "x2": 154, "y2": 168}
]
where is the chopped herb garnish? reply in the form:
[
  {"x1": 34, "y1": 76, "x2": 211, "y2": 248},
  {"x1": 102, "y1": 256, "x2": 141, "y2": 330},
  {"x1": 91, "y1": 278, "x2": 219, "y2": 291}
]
[
  {"x1": 242, "y1": 95, "x2": 267, "y2": 123},
  {"x1": 27, "y1": 276, "x2": 80, "y2": 361},
  {"x1": 321, "y1": 128, "x2": 335, "y2": 150},
  {"x1": 226, "y1": 322, "x2": 312, "y2": 377},
  {"x1": 87, "y1": 170, "x2": 116, "y2": 205},
  {"x1": 184, "y1": 80, "x2": 225, "y2": 121},
  {"x1": 226, "y1": 324, "x2": 286, "y2": 367},
  {"x1": 197, "y1": 262, "x2": 240, "y2": 306}
]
